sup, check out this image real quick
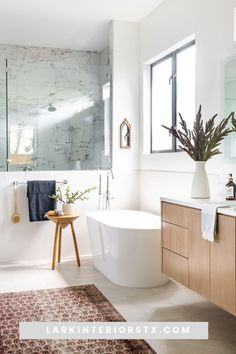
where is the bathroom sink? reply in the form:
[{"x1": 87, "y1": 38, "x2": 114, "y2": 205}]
[
  {"x1": 217, "y1": 205, "x2": 236, "y2": 217},
  {"x1": 227, "y1": 206, "x2": 236, "y2": 211},
  {"x1": 218, "y1": 205, "x2": 236, "y2": 209}
]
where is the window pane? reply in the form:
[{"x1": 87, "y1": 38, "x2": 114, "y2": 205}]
[
  {"x1": 176, "y1": 45, "x2": 195, "y2": 131},
  {"x1": 9, "y1": 125, "x2": 34, "y2": 165},
  {"x1": 151, "y1": 57, "x2": 172, "y2": 151}
]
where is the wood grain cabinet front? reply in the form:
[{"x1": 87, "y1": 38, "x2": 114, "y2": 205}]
[
  {"x1": 162, "y1": 221, "x2": 189, "y2": 258},
  {"x1": 189, "y1": 208, "x2": 209, "y2": 299},
  {"x1": 162, "y1": 248, "x2": 189, "y2": 287},
  {"x1": 162, "y1": 202, "x2": 189, "y2": 228},
  {"x1": 161, "y1": 202, "x2": 190, "y2": 289},
  {"x1": 210, "y1": 214, "x2": 236, "y2": 315},
  {"x1": 161, "y1": 200, "x2": 236, "y2": 316}
]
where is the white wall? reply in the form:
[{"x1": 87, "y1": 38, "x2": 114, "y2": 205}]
[
  {"x1": 109, "y1": 20, "x2": 140, "y2": 210},
  {"x1": 0, "y1": 21, "x2": 140, "y2": 263},
  {"x1": 139, "y1": 0, "x2": 236, "y2": 213},
  {"x1": 111, "y1": 21, "x2": 140, "y2": 172},
  {"x1": 0, "y1": 171, "x2": 99, "y2": 263}
]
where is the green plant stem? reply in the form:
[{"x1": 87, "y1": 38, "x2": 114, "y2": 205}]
[{"x1": 49, "y1": 185, "x2": 96, "y2": 204}]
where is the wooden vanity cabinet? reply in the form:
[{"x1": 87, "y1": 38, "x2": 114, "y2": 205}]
[
  {"x1": 210, "y1": 214, "x2": 236, "y2": 315},
  {"x1": 162, "y1": 248, "x2": 189, "y2": 287},
  {"x1": 162, "y1": 202, "x2": 189, "y2": 228},
  {"x1": 161, "y1": 201, "x2": 236, "y2": 316},
  {"x1": 189, "y1": 209, "x2": 209, "y2": 299},
  {"x1": 162, "y1": 202, "x2": 189, "y2": 287}
]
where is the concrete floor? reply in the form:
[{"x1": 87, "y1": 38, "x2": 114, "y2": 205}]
[{"x1": 0, "y1": 257, "x2": 236, "y2": 354}]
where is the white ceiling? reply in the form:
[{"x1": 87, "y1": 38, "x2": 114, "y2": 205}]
[{"x1": 0, "y1": 0, "x2": 164, "y2": 52}]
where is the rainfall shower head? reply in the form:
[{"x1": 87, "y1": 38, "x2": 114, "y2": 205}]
[
  {"x1": 68, "y1": 126, "x2": 75, "y2": 132},
  {"x1": 47, "y1": 103, "x2": 57, "y2": 112}
]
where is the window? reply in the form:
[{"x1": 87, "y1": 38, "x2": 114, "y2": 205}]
[
  {"x1": 10, "y1": 125, "x2": 34, "y2": 165},
  {"x1": 151, "y1": 41, "x2": 195, "y2": 152}
]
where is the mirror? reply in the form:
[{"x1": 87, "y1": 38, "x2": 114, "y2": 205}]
[
  {"x1": 0, "y1": 43, "x2": 112, "y2": 171},
  {"x1": 120, "y1": 118, "x2": 131, "y2": 149},
  {"x1": 224, "y1": 54, "x2": 236, "y2": 158}
]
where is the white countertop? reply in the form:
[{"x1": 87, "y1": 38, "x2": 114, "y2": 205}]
[{"x1": 160, "y1": 196, "x2": 236, "y2": 217}]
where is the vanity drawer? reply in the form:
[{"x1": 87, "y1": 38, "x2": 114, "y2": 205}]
[
  {"x1": 162, "y1": 222, "x2": 189, "y2": 258},
  {"x1": 162, "y1": 248, "x2": 189, "y2": 287},
  {"x1": 162, "y1": 202, "x2": 189, "y2": 228}
]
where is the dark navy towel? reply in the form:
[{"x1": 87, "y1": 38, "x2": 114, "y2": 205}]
[{"x1": 27, "y1": 180, "x2": 56, "y2": 222}]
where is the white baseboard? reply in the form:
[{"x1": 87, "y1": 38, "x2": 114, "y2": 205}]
[{"x1": 0, "y1": 254, "x2": 93, "y2": 267}]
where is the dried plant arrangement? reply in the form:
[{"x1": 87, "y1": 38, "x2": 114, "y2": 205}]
[
  {"x1": 162, "y1": 105, "x2": 234, "y2": 161},
  {"x1": 231, "y1": 114, "x2": 236, "y2": 133}
]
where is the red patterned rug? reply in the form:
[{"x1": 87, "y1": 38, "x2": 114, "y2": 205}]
[{"x1": 0, "y1": 284, "x2": 156, "y2": 353}]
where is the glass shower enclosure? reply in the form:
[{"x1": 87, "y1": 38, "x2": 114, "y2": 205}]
[{"x1": 0, "y1": 44, "x2": 112, "y2": 171}]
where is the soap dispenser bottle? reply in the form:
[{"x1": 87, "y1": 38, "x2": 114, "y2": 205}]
[{"x1": 226, "y1": 174, "x2": 235, "y2": 200}]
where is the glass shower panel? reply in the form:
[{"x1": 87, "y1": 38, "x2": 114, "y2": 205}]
[
  {"x1": 0, "y1": 59, "x2": 6, "y2": 171},
  {"x1": 5, "y1": 45, "x2": 112, "y2": 171}
]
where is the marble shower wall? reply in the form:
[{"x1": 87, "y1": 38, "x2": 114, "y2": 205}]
[{"x1": 0, "y1": 44, "x2": 111, "y2": 171}]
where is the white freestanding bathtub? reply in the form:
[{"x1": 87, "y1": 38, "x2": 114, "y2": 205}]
[{"x1": 86, "y1": 210, "x2": 168, "y2": 288}]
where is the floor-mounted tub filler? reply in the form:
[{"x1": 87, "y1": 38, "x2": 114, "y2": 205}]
[{"x1": 86, "y1": 210, "x2": 168, "y2": 288}]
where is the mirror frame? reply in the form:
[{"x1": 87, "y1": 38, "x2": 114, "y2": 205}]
[{"x1": 120, "y1": 118, "x2": 131, "y2": 149}]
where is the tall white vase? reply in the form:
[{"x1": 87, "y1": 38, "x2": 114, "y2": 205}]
[{"x1": 191, "y1": 161, "x2": 210, "y2": 199}]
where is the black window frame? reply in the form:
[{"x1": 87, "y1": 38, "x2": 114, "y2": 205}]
[{"x1": 150, "y1": 40, "x2": 195, "y2": 153}]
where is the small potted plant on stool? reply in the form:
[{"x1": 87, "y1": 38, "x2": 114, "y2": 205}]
[{"x1": 50, "y1": 185, "x2": 96, "y2": 214}]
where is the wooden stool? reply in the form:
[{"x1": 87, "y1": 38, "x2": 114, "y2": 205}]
[{"x1": 47, "y1": 214, "x2": 80, "y2": 270}]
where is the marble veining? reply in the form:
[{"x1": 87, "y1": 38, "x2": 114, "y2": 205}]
[{"x1": 0, "y1": 44, "x2": 111, "y2": 171}]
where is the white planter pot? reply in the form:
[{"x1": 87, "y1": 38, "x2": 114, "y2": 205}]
[
  {"x1": 191, "y1": 161, "x2": 210, "y2": 199},
  {"x1": 62, "y1": 203, "x2": 76, "y2": 215}
]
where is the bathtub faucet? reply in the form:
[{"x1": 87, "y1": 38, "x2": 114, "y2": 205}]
[
  {"x1": 98, "y1": 169, "x2": 114, "y2": 210},
  {"x1": 105, "y1": 168, "x2": 114, "y2": 210}
]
